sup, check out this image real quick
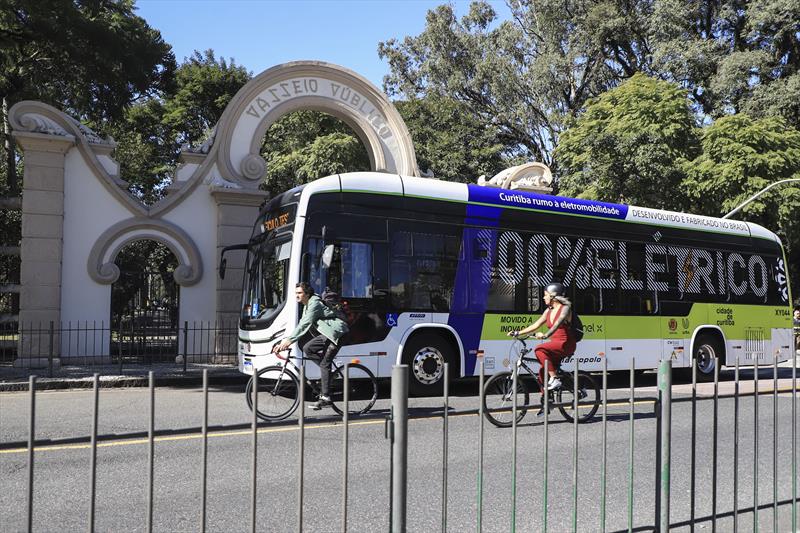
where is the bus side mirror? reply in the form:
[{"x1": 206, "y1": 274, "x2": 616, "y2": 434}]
[
  {"x1": 219, "y1": 258, "x2": 227, "y2": 280},
  {"x1": 321, "y1": 244, "x2": 335, "y2": 268},
  {"x1": 219, "y1": 243, "x2": 248, "y2": 280}
]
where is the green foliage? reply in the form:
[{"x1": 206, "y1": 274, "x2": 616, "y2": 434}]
[
  {"x1": 0, "y1": 0, "x2": 175, "y2": 121},
  {"x1": 111, "y1": 240, "x2": 177, "y2": 322},
  {"x1": 0, "y1": 0, "x2": 175, "y2": 194},
  {"x1": 100, "y1": 50, "x2": 251, "y2": 205},
  {"x1": 682, "y1": 115, "x2": 800, "y2": 217},
  {"x1": 260, "y1": 110, "x2": 370, "y2": 196},
  {"x1": 161, "y1": 50, "x2": 251, "y2": 146},
  {"x1": 394, "y1": 96, "x2": 506, "y2": 182},
  {"x1": 381, "y1": 0, "x2": 800, "y2": 175},
  {"x1": 101, "y1": 99, "x2": 173, "y2": 205},
  {"x1": 682, "y1": 114, "x2": 800, "y2": 299},
  {"x1": 556, "y1": 74, "x2": 699, "y2": 208},
  {"x1": 379, "y1": 1, "x2": 669, "y2": 167}
]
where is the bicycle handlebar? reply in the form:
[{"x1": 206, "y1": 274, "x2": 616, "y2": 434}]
[{"x1": 272, "y1": 347, "x2": 292, "y2": 360}]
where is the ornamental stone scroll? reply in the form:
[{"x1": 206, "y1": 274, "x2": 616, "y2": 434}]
[{"x1": 87, "y1": 218, "x2": 203, "y2": 286}]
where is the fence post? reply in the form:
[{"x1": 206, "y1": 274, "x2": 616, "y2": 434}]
[
  {"x1": 390, "y1": 365, "x2": 408, "y2": 533},
  {"x1": 183, "y1": 321, "x2": 188, "y2": 372},
  {"x1": 47, "y1": 321, "x2": 54, "y2": 378},
  {"x1": 658, "y1": 359, "x2": 672, "y2": 532}
]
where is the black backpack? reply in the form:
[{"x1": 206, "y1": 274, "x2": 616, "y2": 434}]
[
  {"x1": 320, "y1": 287, "x2": 349, "y2": 323},
  {"x1": 570, "y1": 310, "x2": 584, "y2": 342}
]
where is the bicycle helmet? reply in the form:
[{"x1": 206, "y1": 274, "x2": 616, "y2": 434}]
[{"x1": 545, "y1": 282, "x2": 566, "y2": 297}]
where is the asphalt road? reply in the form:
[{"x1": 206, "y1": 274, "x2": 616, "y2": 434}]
[{"x1": 1, "y1": 367, "x2": 799, "y2": 532}]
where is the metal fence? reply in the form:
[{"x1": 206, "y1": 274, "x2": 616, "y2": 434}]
[
  {"x1": 0, "y1": 320, "x2": 239, "y2": 371},
  {"x1": 4, "y1": 350, "x2": 799, "y2": 532}
]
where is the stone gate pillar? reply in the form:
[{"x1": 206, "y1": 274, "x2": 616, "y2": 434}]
[
  {"x1": 12, "y1": 131, "x2": 75, "y2": 368},
  {"x1": 211, "y1": 187, "x2": 267, "y2": 359}
]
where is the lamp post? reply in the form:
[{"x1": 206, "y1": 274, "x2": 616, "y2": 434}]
[{"x1": 722, "y1": 178, "x2": 800, "y2": 219}]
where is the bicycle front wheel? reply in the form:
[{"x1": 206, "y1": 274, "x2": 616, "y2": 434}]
[
  {"x1": 483, "y1": 371, "x2": 529, "y2": 428},
  {"x1": 329, "y1": 363, "x2": 378, "y2": 416},
  {"x1": 245, "y1": 365, "x2": 300, "y2": 421},
  {"x1": 556, "y1": 371, "x2": 600, "y2": 423}
]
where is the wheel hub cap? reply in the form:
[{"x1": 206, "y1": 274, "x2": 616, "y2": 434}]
[
  {"x1": 412, "y1": 346, "x2": 445, "y2": 385},
  {"x1": 697, "y1": 345, "x2": 716, "y2": 373}
]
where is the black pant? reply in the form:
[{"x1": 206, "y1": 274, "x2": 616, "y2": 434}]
[{"x1": 303, "y1": 334, "x2": 340, "y2": 396}]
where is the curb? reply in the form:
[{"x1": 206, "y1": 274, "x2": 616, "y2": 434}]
[{"x1": 0, "y1": 373, "x2": 248, "y2": 392}]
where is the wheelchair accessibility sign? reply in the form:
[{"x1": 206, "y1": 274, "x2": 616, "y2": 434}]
[{"x1": 386, "y1": 313, "x2": 398, "y2": 327}]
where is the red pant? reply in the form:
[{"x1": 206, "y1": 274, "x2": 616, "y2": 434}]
[{"x1": 535, "y1": 340, "x2": 573, "y2": 383}]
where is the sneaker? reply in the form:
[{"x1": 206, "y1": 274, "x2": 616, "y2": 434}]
[
  {"x1": 311, "y1": 395, "x2": 332, "y2": 411},
  {"x1": 547, "y1": 377, "x2": 562, "y2": 390},
  {"x1": 535, "y1": 406, "x2": 551, "y2": 418}
]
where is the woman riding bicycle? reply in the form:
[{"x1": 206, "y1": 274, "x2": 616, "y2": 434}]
[{"x1": 508, "y1": 282, "x2": 576, "y2": 391}]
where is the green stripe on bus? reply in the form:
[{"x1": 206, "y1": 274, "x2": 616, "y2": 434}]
[{"x1": 479, "y1": 304, "x2": 792, "y2": 341}]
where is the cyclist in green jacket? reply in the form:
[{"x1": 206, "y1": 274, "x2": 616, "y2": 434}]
[{"x1": 274, "y1": 282, "x2": 349, "y2": 409}]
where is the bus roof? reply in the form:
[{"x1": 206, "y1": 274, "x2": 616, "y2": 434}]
[{"x1": 293, "y1": 172, "x2": 780, "y2": 243}]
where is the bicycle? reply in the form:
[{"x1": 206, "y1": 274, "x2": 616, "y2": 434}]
[
  {"x1": 245, "y1": 349, "x2": 379, "y2": 421},
  {"x1": 482, "y1": 336, "x2": 601, "y2": 427}
]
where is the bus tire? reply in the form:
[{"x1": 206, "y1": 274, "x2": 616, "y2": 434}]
[
  {"x1": 692, "y1": 333, "x2": 723, "y2": 383},
  {"x1": 402, "y1": 331, "x2": 456, "y2": 397}
]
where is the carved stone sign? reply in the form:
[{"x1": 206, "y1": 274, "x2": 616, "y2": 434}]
[
  {"x1": 219, "y1": 61, "x2": 419, "y2": 187},
  {"x1": 243, "y1": 78, "x2": 396, "y2": 141}
]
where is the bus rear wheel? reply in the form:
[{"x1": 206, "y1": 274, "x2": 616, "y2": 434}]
[
  {"x1": 693, "y1": 334, "x2": 723, "y2": 383},
  {"x1": 402, "y1": 332, "x2": 455, "y2": 397}
]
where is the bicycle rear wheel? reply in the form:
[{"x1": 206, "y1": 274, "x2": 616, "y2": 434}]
[
  {"x1": 483, "y1": 371, "x2": 529, "y2": 428},
  {"x1": 556, "y1": 371, "x2": 600, "y2": 423},
  {"x1": 245, "y1": 365, "x2": 300, "y2": 421},
  {"x1": 329, "y1": 363, "x2": 378, "y2": 416}
]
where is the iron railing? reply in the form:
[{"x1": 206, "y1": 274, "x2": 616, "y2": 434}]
[
  {"x1": 2, "y1": 344, "x2": 799, "y2": 532},
  {"x1": 0, "y1": 320, "x2": 239, "y2": 372}
]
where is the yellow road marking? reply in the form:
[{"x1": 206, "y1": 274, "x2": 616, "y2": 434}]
[
  {"x1": 1, "y1": 387, "x2": 796, "y2": 455},
  {"x1": 0, "y1": 419, "x2": 384, "y2": 455}
]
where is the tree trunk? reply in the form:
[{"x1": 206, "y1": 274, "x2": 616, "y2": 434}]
[{"x1": 2, "y1": 96, "x2": 18, "y2": 195}]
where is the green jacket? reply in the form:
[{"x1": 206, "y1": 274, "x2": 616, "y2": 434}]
[{"x1": 287, "y1": 295, "x2": 349, "y2": 345}]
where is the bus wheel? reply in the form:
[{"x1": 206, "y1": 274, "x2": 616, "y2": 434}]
[
  {"x1": 403, "y1": 332, "x2": 453, "y2": 397},
  {"x1": 693, "y1": 334, "x2": 722, "y2": 383}
]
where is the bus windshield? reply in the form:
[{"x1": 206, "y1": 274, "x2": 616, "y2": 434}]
[{"x1": 242, "y1": 235, "x2": 291, "y2": 326}]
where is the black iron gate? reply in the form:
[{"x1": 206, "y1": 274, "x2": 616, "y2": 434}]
[{"x1": 111, "y1": 269, "x2": 179, "y2": 363}]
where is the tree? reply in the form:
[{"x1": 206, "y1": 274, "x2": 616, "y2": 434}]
[
  {"x1": 161, "y1": 50, "x2": 251, "y2": 147},
  {"x1": 681, "y1": 114, "x2": 800, "y2": 297},
  {"x1": 101, "y1": 50, "x2": 251, "y2": 205},
  {"x1": 556, "y1": 73, "x2": 700, "y2": 209},
  {"x1": 649, "y1": 0, "x2": 800, "y2": 120},
  {"x1": 0, "y1": 0, "x2": 175, "y2": 193},
  {"x1": 102, "y1": 99, "x2": 174, "y2": 205},
  {"x1": 394, "y1": 95, "x2": 506, "y2": 182},
  {"x1": 379, "y1": 1, "x2": 632, "y2": 168},
  {"x1": 260, "y1": 110, "x2": 370, "y2": 196},
  {"x1": 380, "y1": 0, "x2": 800, "y2": 173}
]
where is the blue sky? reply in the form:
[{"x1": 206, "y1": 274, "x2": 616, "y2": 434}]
[{"x1": 135, "y1": 0, "x2": 511, "y2": 89}]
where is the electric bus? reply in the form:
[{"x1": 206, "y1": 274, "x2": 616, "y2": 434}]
[{"x1": 223, "y1": 172, "x2": 794, "y2": 396}]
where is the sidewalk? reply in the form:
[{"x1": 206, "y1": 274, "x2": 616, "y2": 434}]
[{"x1": 0, "y1": 362, "x2": 247, "y2": 392}]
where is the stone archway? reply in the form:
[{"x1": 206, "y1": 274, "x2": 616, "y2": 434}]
[{"x1": 217, "y1": 61, "x2": 419, "y2": 188}]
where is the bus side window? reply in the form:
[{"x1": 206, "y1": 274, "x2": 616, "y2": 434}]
[
  {"x1": 388, "y1": 226, "x2": 459, "y2": 312},
  {"x1": 339, "y1": 241, "x2": 373, "y2": 299}
]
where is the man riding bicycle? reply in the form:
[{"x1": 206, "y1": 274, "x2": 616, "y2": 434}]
[
  {"x1": 274, "y1": 282, "x2": 349, "y2": 410},
  {"x1": 508, "y1": 282, "x2": 576, "y2": 392}
]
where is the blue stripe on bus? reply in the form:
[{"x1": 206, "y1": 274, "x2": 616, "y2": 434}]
[
  {"x1": 467, "y1": 184, "x2": 628, "y2": 220},
  {"x1": 448, "y1": 203, "x2": 501, "y2": 376}
]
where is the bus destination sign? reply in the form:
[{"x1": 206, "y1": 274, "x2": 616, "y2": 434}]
[{"x1": 261, "y1": 205, "x2": 296, "y2": 233}]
